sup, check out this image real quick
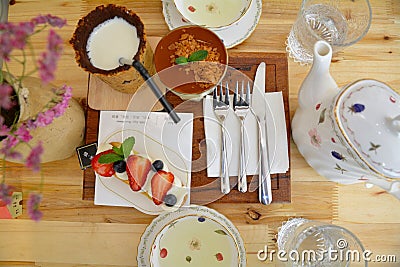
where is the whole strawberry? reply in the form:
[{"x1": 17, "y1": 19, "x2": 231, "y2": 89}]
[{"x1": 91, "y1": 150, "x2": 116, "y2": 177}]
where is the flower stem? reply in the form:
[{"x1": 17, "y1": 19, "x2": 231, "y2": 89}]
[{"x1": 1, "y1": 158, "x2": 6, "y2": 184}]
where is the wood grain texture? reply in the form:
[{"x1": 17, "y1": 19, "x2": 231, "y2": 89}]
[{"x1": 1, "y1": 0, "x2": 399, "y2": 266}]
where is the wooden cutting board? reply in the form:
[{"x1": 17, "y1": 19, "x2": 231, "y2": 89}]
[{"x1": 82, "y1": 51, "x2": 291, "y2": 203}]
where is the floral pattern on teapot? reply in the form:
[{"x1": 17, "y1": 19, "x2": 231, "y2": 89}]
[{"x1": 305, "y1": 100, "x2": 371, "y2": 181}]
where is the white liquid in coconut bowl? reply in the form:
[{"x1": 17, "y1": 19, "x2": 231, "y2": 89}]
[{"x1": 86, "y1": 17, "x2": 140, "y2": 70}]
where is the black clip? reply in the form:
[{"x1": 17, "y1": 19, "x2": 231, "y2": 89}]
[{"x1": 76, "y1": 142, "x2": 98, "y2": 170}]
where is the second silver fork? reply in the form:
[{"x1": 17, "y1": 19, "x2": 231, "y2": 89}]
[{"x1": 233, "y1": 81, "x2": 250, "y2": 193}]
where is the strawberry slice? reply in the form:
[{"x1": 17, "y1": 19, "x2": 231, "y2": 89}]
[
  {"x1": 91, "y1": 150, "x2": 116, "y2": 177},
  {"x1": 151, "y1": 170, "x2": 175, "y2": 205},
  {"x1": 126, "y1": 155, "x2": 152, "y2": 191}
]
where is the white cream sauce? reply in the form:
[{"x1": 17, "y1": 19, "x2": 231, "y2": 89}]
[{"x1": 86, "y1": 17, "x2": 140, "y2": 70}]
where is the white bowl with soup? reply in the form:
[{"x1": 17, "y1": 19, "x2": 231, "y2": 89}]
[{"x1": 174, "y1": 0, "x2": 252, "y2": 30}]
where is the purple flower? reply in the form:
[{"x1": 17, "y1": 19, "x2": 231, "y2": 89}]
[
  {"x1": 0, "y1": 32, "x2": 13, "y2": 61},
  {"x1": 15, "y1": 124, "x2": 32, "y2": 142},
  {"x1": 0, "y1": 135, "x2": 23, "y2": 160},
  {"x1": 0, "y1": 21, "x2": 34, "y2": 58},
  {"x1": 0, "y1": 183, "x2": 14, "y2": 206},
  {"x1": 52, "y1": 101, "x2": 68, "y2": 117},
  {"x1": 52, "y1": 85, "x2": 72, "y2": 117},
  {"x1": 25, "y1": 142, "x2": 43, "y2": 172},
  {"x1": 26, "y1": 85, "x2": 72, "y2": 129},
  {"x1": 34, "y1": 109, "x2": 55, "y2": 127},
  {"x1": 38, "y1": 30, "x2": 63, "y2": 83},
  {"x1": 1, "y1": 14, "x2": 65, "y2": 62},
  {"x1": 27, "y1": 192, "x2": 43, "y2": 221},
  {"x1": 60, "y1": 84, "x2": 73, "y2": 98},
  {"x1": 47, "y1": 29, "x2": 63, "y2": 53},
  {"x1": 0, "y1": 14, "x2": 69, "y2": 222},
  {"x1": 0, "y1": 84, "x2": 14, "y2": 109},
  {"x1": 1, "y1": 135, "x2": 19, "y2": 150},
  {"x1": 37, "y1": 52, "x2": 56, "y2": 83},
  {"x1": 31, "y1": 14, "x2": 66, "y2": 28},
  {"x1": 10, "y1": 22, "x2": 34, "y2": 49}
]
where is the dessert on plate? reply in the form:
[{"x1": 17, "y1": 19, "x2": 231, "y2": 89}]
[{"x1": 92, "y1": 136, "x2": 188, "y2": 210}]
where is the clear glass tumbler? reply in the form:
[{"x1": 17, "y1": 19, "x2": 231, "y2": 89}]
[
  {"x1": 277, "y1": 218, "x2": 368, "y2": 266},
  {"x1": 286, "y1": 0, "x2": 372, "y2": 65}
]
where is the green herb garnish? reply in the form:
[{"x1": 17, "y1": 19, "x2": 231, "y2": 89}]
[
  {"x1": 98, "y1": 136, "x2": 135, "y2": 163},
  {"x1": 98, "y1": 153, "x2": 124, "y2": 164},
  {"x1": 175, "y1": 49, "x2": 208, "y2": 65},
  {"x1": 175, "y1": 56, "x2": 189, "y2": 65}
]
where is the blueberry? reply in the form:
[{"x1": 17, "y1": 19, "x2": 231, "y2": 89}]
[
  {"x1": 152, "y1": 160, "x2": 164, "y2": 171},
  {"x1": 113, "y1": 160, "x2": 126, "y2": 173},
  {"x1": 164, "y1": 194, "x2": 177, "y2": 207}
]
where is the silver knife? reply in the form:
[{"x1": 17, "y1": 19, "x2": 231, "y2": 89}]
[{"x1": 251, "y1": 62, "x2": 272, "y2": 205}]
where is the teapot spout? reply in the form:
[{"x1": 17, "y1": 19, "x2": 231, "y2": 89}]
[{"x1": 297, "y1": 41, "x2": 339, "y2": 109}]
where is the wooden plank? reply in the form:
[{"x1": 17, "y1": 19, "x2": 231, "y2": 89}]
[
  {"x1": 2, "y1": 221, "x2": 398, "y2": 266},
  {"x1": 0, "y1": 220, "x2": 144, "y2": 266},
  {"x1": 335, "y1": 183, "x2": 400, "y2": 223},
  {"x1": 0, "y1": 220, "x2": 270, "y2": 267},
  {"x1": 82, "y1": 52, "x2": 291, "y2": 204}
]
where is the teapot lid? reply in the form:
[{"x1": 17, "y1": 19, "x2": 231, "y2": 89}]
[{"x1": 335, "y1": 79, "x2": 400, "y2": 178}]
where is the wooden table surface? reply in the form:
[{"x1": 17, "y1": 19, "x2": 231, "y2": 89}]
[{"x1": 1, "y1": 0, "x2": 399, "y2": 266}]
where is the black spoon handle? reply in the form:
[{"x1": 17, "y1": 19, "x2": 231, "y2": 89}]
[{"x1": 132, "y1": 60, "x2": 181, "y2": 124}]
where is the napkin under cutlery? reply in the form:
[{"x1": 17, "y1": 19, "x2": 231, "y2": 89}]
[{"x1": 204, "y1": 92, "x2": 289, "y2": 178}]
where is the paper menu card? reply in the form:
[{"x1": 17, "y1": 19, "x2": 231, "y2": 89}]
[{"x1": 94, "y1": 111, "x2": 193, "y2": 214}]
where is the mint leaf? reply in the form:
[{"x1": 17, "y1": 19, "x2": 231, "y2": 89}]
[
  {"x1": 121, "y1": 136, "x2": 135, "y2": 159},
  {"x1": 188, "y1": 50, "x2": 208, "y2": 62},
  {"x1": 175, "y1": 56, "x2": 189, "y2": 65},
  {"x1": 98, "y1": 153, "x2": 124, "y2": 164},
  {"x1": 113, "y1": 146, "x2": 123, "y2": 156}
]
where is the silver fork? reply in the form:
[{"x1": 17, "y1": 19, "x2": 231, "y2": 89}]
[
  {"x1": 233, "y1": 81, "x2": 250, "y2": 193},
  {"x1": 213, "y1": 82, "x2": 230, "y2": 194}
]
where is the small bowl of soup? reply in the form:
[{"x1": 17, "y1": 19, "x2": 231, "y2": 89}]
[
  {"x1": 174, "y1": 0, "x2": 252, "y2": 30},
  {"x1": 154, "y1": 26, "x2": 228, "y2": 101}
]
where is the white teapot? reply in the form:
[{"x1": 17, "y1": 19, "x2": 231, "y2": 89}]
[{"x1": 292, "y1": 41, "x2": 400, "y2": 199}]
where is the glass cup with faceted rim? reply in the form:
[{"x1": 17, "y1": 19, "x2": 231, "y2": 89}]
[
  {"x1": 277, "y1": 218, "x2": 368, "y2": 266},
  {"x1": 286, "y1": 0, "x2": 372, "y2": 65}
]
